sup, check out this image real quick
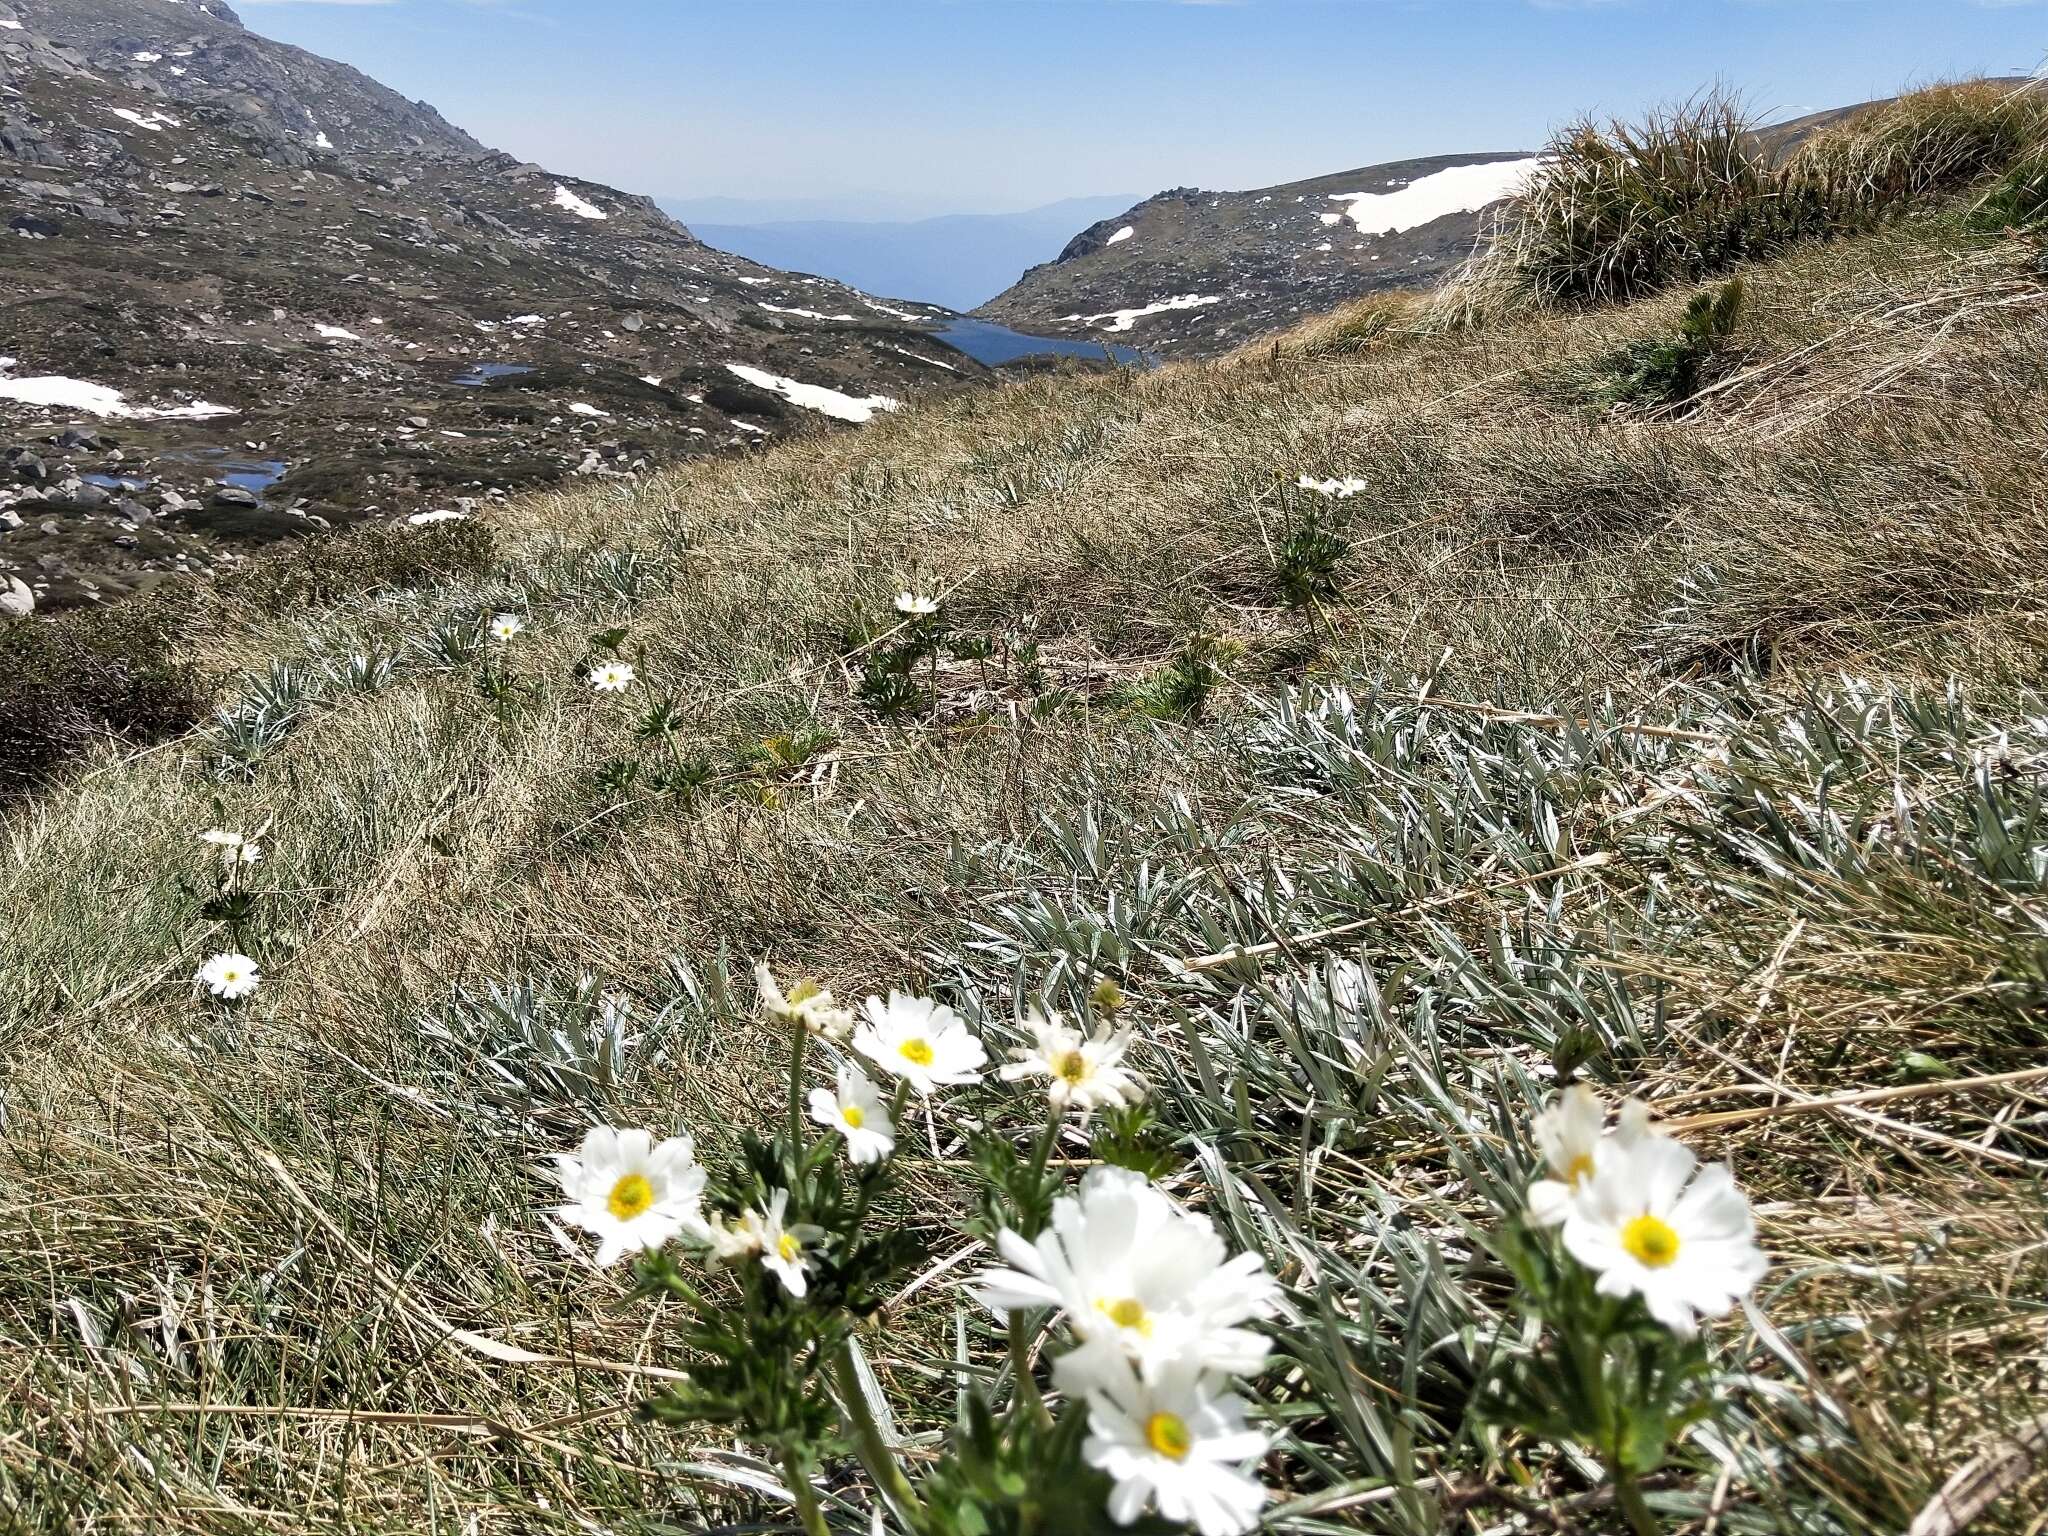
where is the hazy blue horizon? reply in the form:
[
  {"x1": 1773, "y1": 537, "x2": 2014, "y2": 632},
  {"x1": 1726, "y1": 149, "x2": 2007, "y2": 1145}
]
[{"x1": 234, "y1": 2, "x2": 2045, "y2": 220}]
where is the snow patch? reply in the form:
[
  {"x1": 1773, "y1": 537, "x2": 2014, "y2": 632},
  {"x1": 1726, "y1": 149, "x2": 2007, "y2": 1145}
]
[
  {"x1": 1325, "y1": 157, "x2": 1542, "y2": 236},
  {"x1": 133, "y1": 50, "x2": 162, "y2": 63},
  {"x1": 861, "y1": 297, "x2": 922, "y2": 322},
  {"x1": 551, "y1": 184, "x2": 608, "y2": 221},
  {"x1": 0, "y1": 18, "x2": 24, "y2": 30},
  {"x1": 408, "y1": 510, "x2": 467, "y2": 526},
  {"x1": 1060, "y1": 294, "x2": 1221, "y2": 333},
  {"x1": 760, "y1": 301, "x2": 857, "y2": 322},
  {"x1": 314, "y1": 131, "x2": 334, "y2": 150},
  {"x1": 886, "y1": 345, "x2": 957, "y2": 373},
  {"x1": 724, "y1": 364, "x2": 898, "y2": 425},
  {"x1": 1106, "y1": 225, "x2": 1135, "y2": 246},
  {"x1": 568, "y1": 402, "x2": 610, "y2": 418},
  {"x1": 109, "y1": 108, "x2": 182, "y2": 133},
  {"x1": 313, "y1": 324, "x2": 361, "y2": 341},
  {"x1": 0, "y1": 374, "x2": 233, "y2": 420}
]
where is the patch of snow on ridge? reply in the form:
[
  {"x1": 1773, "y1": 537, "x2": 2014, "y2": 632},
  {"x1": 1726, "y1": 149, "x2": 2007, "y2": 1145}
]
[
  {"x1": 551, "y1": 185, "x2": 608, "y2": 221},
  {"x1": 313, "y1": 323, "x2": 361, "y2": 341},
  {"x1": 0, "y1": 374, "x2": 233, "y2": 419},
  {"x1": 1060, "y1": 294, "x2": 1221, "y2": 333},
  {"x1": 1326, "y1": 157, "x2": 1542, "y2": 236},
  {"x1": 110, "y1": 108, "x2": 181, "y2": 133},
  {"x1": 133, "y1": 50, "x2": 162, "y2": 63},
  {"x1": 760, "y1": 301, "x2": 857, "y2": 322},
  {"x1": 725, "y1": 364, "x2": 898, "y2": 424},
  {"x1": 0, "y1": 18, "x2": 23, "y2": 29},
  {"x1": 1106, "y1": 225, "x2": 1135, "y2": 245},
  {"x1": 314, "y1": 131, "x2": 334, "y2": 150}
]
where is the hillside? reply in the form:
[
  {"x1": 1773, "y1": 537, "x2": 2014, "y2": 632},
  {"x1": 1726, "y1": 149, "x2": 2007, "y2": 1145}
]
[
  {"x1": 683, "y1": 196, "x2": 1140, "y2": 312},
  {"x1": 977, "y1": 151, "x2": 1537, "y2": 356},
  {"x1": 5, "y1": 78, "x2": 2048, "y2": 1536},
  {"x1": 0, "y1": 0, "x2": 977, "y2": 616}
]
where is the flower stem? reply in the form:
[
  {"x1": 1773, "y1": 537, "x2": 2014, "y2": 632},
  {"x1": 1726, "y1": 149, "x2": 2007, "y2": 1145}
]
[
  {"x1": 781, "y1": 1448, "x2": 830, "y2": 1536},
  {"x1": 1008, "y1": 1316, "x2": 1052, "y2": 1432},
  {"x1": 830, "y1": 1337, "x2": 924, "y2": 1525},
  {"x1": 1606, "y1": 1461, "x2": 1663, "y2": 1536},
  {"x1": 787, "y1": 1024, "x2": 809, "y2": 1143}
]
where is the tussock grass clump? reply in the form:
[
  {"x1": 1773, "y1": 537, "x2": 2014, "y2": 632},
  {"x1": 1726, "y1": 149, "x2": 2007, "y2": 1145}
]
[
  {"x1": 1794, "y1": 80, "x2": 2048, "y2": 208},
  {"x1": 1462, "y1": 96, "x2": 1834, "y2": 309}
]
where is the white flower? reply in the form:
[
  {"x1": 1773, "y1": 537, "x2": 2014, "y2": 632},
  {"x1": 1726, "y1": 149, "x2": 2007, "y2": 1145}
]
[
  {"x1": 552, "y1": 1125, "x2": 708, "y2": 1268},
  {"x1": 488, "y1": 613, "x2": 524, "y2": 643},
  {"x1": 975, "y1": 1167, "x2": 1278, "y2": 1381},
  {"x1": 999, "y1": 1009, "x2": 1146, "y2": 1119},
  {"x1": 199, "y1": 829, "x2": 261, "y2": 864},
  {"x1": 853, "y1": 992, "x2": 987, "y2": 1095},
  {"x1": 808, "y1": 1063, "x2": 896, "y2": 1164},
  {"x1": 894, "y1": 591, "x2": 939, "y2": 617},
  {"x1": 1527, "y1": 1087, "x2": 1652, "y2": 1226},
  {"x1": 195, "y1": 952, "x2": 261, "y2": 1000},
  {"x1": 1560, "y1": 1130, "x2": 1769, "y2": 1338},
  {"x1": 710, "y1": 1190, "x2": 823, "y2": 1298},
  {"x1": 589, "y1": 661, "x2": 636, "y2": 693},
  {"x1": 1071, "y1": 1346, "x2": 1269, "y2": 1536},
  {"x1": 756, "y1": 962, "x2": 855, "y2": 1041}
]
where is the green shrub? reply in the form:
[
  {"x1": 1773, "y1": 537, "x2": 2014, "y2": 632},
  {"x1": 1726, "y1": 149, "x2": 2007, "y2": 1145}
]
[
  {"x1": 0, "y1": 598, "x2": 206, "y2": 804},
  {"x1": 1589, "y1": 276, "x2": 1747, "y2": 410}
]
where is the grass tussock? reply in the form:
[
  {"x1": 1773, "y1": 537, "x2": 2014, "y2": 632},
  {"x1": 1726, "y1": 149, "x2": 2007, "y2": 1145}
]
[
  {"x1": 3, "y1": 145, "x2": 2048, "y2": 1534},
  {"x1": 1447, "y1": 80, "x2": 2048, "y2": 318}
]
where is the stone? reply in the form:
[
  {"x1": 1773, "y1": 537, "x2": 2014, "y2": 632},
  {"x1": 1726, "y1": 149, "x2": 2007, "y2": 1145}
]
[{"x1": 212, "y1": 486, "x2": 260, "y2": 509}]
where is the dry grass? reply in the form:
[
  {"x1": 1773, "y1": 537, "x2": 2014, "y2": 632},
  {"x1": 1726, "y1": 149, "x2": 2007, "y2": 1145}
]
[{"x1": 2, "y1": 198, "x2": 2047, "y2": 1532}]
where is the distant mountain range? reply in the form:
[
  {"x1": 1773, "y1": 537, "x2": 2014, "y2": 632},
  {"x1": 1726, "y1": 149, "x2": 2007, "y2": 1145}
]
[{"x1": 670, "y1": 197, "x2": 1140, "y2": 312}]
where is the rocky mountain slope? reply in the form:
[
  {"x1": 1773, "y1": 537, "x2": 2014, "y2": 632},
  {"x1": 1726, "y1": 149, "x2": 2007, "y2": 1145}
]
[
  {"x1": 975, "y1": 151, "x2": 1537, "y2": 357},
  {"x1": 0, "y1": 0, "x2": 977, "y2": 615}
]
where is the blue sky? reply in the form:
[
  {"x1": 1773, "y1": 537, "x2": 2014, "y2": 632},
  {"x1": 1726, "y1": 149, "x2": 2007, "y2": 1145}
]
[{"x1": 239, "y1": 1, "x2": 2046, "y2": 217}]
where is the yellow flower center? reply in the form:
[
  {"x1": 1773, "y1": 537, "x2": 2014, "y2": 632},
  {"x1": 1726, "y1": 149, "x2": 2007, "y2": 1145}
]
[
  {"x1": 842, "y1": 1104, "x2": 866, "y2": 1129},
  {"x1": 607, "y1": 1173, "x2": 654, "y2": 1221},
  {"x1": 1053, "y1": 1049, "x2": 1089, "y2": 1085},
  {"x1": 1098, "y1": 1297, "x2": 1152, "y2": 1336},
  {"x1": 1145, "y1": 1411, "x2": 1192, "y2": 1461},
  {"x1": 1565, "y1": 1153, "x2": 1595, "y2": 1188},
  {"x1": 788, "y1": 980, "x2": 822, "y2": 1006},
  {"x1": 1622, "y1": 1214, "x2": 1681, "y2": 1269},
  {"x1": 899, "y1": 1037, "x2": 935, "y2": 1067},
  {"x1": 778, "y1": 1232, "x2": 802, "y2": 1262}
]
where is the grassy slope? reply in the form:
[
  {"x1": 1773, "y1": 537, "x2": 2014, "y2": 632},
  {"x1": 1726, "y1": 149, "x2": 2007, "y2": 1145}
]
[{"x1": 3, "y1": 208, "x2": 2047, "y2": 1531}]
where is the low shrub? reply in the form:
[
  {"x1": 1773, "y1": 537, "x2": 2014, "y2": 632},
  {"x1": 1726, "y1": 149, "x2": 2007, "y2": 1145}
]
[
  {"x1": 224, "y1": 518, "x2": 499, "y2": 616},
  {"x1": 0, "y1": 597, "x2": 206, "y2": 804},
  {"x1": 1972, "y1": 146, "x2": 2048, "y2": 231},
  {"x1": 1587, "y1": 276, "x2": 1747, "y2": 410}
]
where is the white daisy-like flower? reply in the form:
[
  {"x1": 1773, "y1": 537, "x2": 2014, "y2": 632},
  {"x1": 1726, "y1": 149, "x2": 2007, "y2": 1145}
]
[
  {"x1": 975, "y1": 1166, "x2": 1278, "y2": 1381},
  {"x1": 894, "y1": 591, "x2": 939, "y2": 617},
  {"x1": 1560, "y1": 1130, "x2": 1769, "y2": 1338},
  {"x1": 195, "y1": 952, "x2": 261, "y2": 1001},
  {"x1": 808, "y1": 1063, "x2": 896, "y2": 1164},
  {"x1": 552, "y1": 1125, "x2": 708, "y2": 1268},
  {"x1": 709, "y1": 1190, "x2": 823, "y2": 1298},
  {"x1": 589, "y1": 661, "x2": 636, "y2": 693},
  {"x1": 756, "y1": 962, "x2": 856, "y2": 1041},
  {"x1": 1070, "y1": 1345, "x2": 1270, "y2": 1536},
  {"x1": 198, "y1": 829, "x2": 245, "y2": 850},
  {"x1": 853, "y1": 991, "x2": 987, "y2": 1095},
  {"x1": 999, "y1": 1009, "x2": 1146, "y2": 1119},
  {"x1": 488, "y1": 613, "x2": 524, "y2": 643},
  {"x1": 1528, "y1": 1087, "x2": 1652, "y2": 1226}
]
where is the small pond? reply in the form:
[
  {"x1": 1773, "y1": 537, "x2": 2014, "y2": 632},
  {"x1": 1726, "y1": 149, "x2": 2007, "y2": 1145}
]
[
  {"x1": 931, "y1": 318, "x2": 1153, "y2": 369},
  {"x1": 160, "y1": 448, "x2": 289, "y2": 495},
  {"x1": 456, "y1": 361, "x2": 537, "y2": 387}
]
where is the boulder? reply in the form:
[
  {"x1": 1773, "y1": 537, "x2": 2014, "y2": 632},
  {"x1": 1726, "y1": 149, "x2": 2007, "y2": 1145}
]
[
  {"x1": 0, "y1": 575, "x2": 33, "y2": 619},
  {"x1": 212, "y1": 486, "x2": 260, "y2": 509}
]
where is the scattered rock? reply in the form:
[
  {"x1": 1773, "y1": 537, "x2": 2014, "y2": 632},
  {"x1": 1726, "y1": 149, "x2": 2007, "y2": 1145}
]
[{"x1": 0, "y1": 575, "x2": 34, "y2": 619}]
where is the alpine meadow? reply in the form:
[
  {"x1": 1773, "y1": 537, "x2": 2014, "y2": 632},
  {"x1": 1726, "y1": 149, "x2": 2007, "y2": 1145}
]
[{"x1": 6, "y1": 63, "x2": 2048, "y2": 1536}]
